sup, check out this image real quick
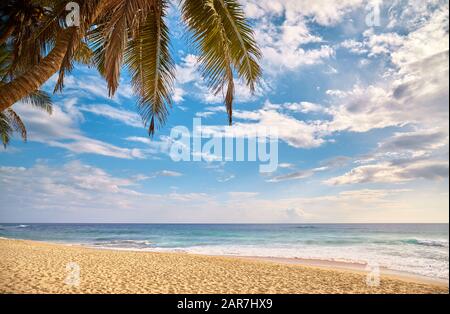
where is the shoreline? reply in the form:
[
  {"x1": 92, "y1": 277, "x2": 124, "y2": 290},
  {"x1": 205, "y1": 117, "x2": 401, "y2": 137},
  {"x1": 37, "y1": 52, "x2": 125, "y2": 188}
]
[
  {"x1": 1, "y1": 236, "x2": 448, "y2": 287},
  {"x1": 0, "y1": 238, "x2": 448, "y2": 293},
  {"x1": 231, "y1": 256, "x2": 449, "y2": 287}
]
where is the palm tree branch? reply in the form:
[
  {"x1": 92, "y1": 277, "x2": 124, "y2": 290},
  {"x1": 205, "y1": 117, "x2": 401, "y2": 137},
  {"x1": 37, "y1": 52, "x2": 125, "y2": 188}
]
[
  {"x1": 5, "y1": 108, "x2": 27, "y2": 141},
  {"x1": 181, "y1": 0, "x2": 236, "y2": 123},
  {"x1": 73, "y1": 40, "x2": 94, "y2": 66},
  {"x1": 125, "y1": 0, "x2": 174, "y2": 136},
  {"x1": 21, "y1": 90, "x2": 53, "y2": 114},
  {"x1": 214, "y1": 0, "x2": 261, "y2": 90},
  {"x1": 102, "y1": 0, "x2": 154, "y2": 96},
  {"x1": 0, "y1": 111, "x2": 13, "y2": 147}
]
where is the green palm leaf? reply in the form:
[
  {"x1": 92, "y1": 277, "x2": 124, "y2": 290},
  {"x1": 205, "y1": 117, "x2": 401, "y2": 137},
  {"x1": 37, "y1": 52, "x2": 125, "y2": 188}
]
[
  {"x1": 73, "y1": 40, "x2": 94, "y2": 66},
  {"x1": 22, "y1": 90, "x2": 53, "y2": 114},
  {"x1": 0, "y1": 108, "x2": 26, "y2": 147},
  {"x1": 0, "y1": 0, "x2": 262, "y2": 138},
  {"x1": 0, "y1": 111, "x2": 13, "y2": 147},
  {"x1": 181, "y1": 0, "x2": 261, "y2": 124},
  {"x1": 0, "y1": 90, "x2": 52, "y2": 148},
  {"x1": 125, "y1": 0, "x2": 174, "y2": 136},
  {"x1": 100, "y1": 0, "x2": 153, "y2": 96}
]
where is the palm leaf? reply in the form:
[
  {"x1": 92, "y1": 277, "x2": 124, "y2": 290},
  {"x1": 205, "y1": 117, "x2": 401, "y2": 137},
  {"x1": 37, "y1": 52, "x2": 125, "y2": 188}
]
[
  {"x1": 73, "y1": 40, "x2": 94, "y2": 66},
  {"x1": 21, "y1": 90, "x2": 53, "y2": 114},
  {"x1": 101, "y1": 0, "x2": 153, "y2": 96},
  {"x1": 0, "y1": 88, "x2": 52, "y2": 147},
  {"x1": 214, "y1": 0, "x2": 261, "y2": 90},
  {"x1": 0, "y1": 43, "x2": 12, "y2": 81},
  {"x1": 53, "y1": 0, "x2": 105, "y2": 92},
  {"x1": 181, "y1": 0, "x2": 261, "y2": 124},
  {"x1": 88, "y1": 22, "x2": 107, "y2": 77},
  {"x1": 0, "y1": 108, "x2": 26, "y2": 147},
  {"x1": 0, "y1": 111, "x2": 13, "y2": 147},
  {"x1": 53, "y1": 27, "x2": 79, "y2": 92},
  {"x1": 125, "y1": 0, "x2": 174, "y2": 136},
  {"x1": 5, "y1": 108, "x2": 27, "y2": 141}
]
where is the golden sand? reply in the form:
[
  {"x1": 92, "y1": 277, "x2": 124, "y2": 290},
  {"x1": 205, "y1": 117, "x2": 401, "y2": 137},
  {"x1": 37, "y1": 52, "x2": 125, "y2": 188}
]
[{"x1": 0, "y1": 238, "x2": 447, "y2": 294}]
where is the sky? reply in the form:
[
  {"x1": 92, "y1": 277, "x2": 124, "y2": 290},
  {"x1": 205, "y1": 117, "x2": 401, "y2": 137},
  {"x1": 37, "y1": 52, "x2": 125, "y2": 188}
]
[{"x1": 0, "y1": 0, "x2": 448, "y2": 223}]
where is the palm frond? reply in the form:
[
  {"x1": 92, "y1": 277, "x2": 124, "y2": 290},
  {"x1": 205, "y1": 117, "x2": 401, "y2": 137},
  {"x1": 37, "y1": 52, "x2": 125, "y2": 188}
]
[
  {"x1": 53, "y1": 27, "x2": 78, "y2": 92},
  {"x1": 103, "y1": 1, "x2": 129, "y2": 96},
  {"x1": 0, "y1": 111, "x2": 13, "y2": 147},
  {"x1": 88, "y1": 23, "x2": 107, "y2": 77},
  {"x1": 102, "y1": 0, "x2": 153, "y2": 97},
  {"x1": 21, "y1": 90, "x2": 53, "y2": 114},
  {"x1": 73, "y1": 41, "x2": 94, "y2": 66},
  {"x1": 214, "y1": 0, "x2": 261, "y2": 90},
  {"x1": 5, "y1": 108, "x2": 27, "y2": 141},
  {"x1": 125, "y1": 0, "x2": 174, "y2": 136},
  {"x1": 53, "y1": 0, "x2": 105, "y2": 92},
  {"x1": 181, "y1": 0, "x2": 261, "y2": 124},
  {"x1": 0, "y1": 108, "x2": 26, "y2": 147},
  {"x1": 0, "y1": 44, "x2": 12, "y2": 81}
]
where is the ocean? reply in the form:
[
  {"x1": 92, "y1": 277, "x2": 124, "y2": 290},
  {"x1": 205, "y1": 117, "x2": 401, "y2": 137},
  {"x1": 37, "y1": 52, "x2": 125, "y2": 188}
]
[{"x1": 0, "y1": 223, "x2": 448, "y2": 280}]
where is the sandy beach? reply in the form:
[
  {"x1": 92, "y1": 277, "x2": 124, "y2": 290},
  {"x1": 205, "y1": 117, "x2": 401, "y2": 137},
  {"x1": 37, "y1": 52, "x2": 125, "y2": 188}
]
[{"x1": 0, "y1": 238, "x2": 447, "y2": 294}]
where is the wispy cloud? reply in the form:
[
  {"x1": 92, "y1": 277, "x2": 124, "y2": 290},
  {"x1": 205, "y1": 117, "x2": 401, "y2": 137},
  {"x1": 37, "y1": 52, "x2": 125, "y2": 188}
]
[
  {"x1": 79, "y1": 104, "x2": 143, "y2": 128},
  {"x1": 14, "y1": 99, "x2": 144, "y2": 159}
]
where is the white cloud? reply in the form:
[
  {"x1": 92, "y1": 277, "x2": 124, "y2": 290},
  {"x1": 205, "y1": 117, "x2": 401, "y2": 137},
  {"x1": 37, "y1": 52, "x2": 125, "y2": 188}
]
[
  {"x1": 79, "y1": 104, "x2": 143, "y2": 128},
  {"x1": 283, "y1": 101, "x2": 327, "y2": 114},
  {"x1": 323, "y1": 4, "x2": 449, "y2": 183},
  {"x1": 253, "y1": 15, "x2": 330, "y2": 72},
  {"x1": 278, "y1": 163, "x2": 294, "y2": 169},
  {"x1": 340, "y1": 39, "x2": 368, "y2": 54},
  {"x1": 267, "y1": 165, "x2": 329, "y2": 182},
  {"x1": 325, "y1": 8, "x2": 450, "y2": 187},
  {"x1": 242, "y1": 0, "x2": 365, "y2": 26},
  {"x1": 327, "y1": 6, "x2": 449, "y2": 134},
  {"x1": 340, "y1": 3, "x2": 448, "y2": 61},
  {"x1": 364, "y1": 30, "x2": 405, "y2": 56},
  {"x1": 228, "y1": 192, "x2": 259, "y2": 198},
  {"x1": 172, "y1": 87, "x2": 186, "y2": 103},
  {"x1": 390, "y1": 4, "x2": 449, "y2": 67},
  {"x1": 325, "y1": 127, "x2": 449, "y2": 186},
  {"x1": 45, "y1": 70, "x2": 134, "y2": 102},
  {"x1": 175, "y1": 54, "x2": 200, "y2": 84},
  {"x1": 0, "y1": 161, "x2": 447, "y2": 223},
  {"x1": 377, "y1": 129, "x2": 448, "y2": 154},
  {"x1": 125, "y1": 136, "x2": 151, "y2": 144},
  {"x1": 0, "y1": 161, "x2": 208, "y2": 222},
  {"x1": 197, "y1": 9, "x2": 449, "y2": 152},
  {"x1": 14, "y1": 99, "x2": 144, "y2": 159},
  {"x1": 125, "y1": 135, "x2": 173, "y2": 156},
  {"x1": 240, "y1": 0, "x2": 366, "y2": 74},
  {"x1": 201, "y1": 106, "x2": 328, "y2": 149},
  {"x1": 216, "y1": 174, "x2": 236, "y2": 183},
  {"x1": 325, "y1": 160, "x2": 448, "y2": 185},
  {"x1": 219, "y1": 187, "x2": 447, "y2": 223},
  {"x1": 154, "y1": 170, "x2": 183, "y2": 177},
  {"x1": 267, "y1": 169, "x2": 315, "y2": 182}
]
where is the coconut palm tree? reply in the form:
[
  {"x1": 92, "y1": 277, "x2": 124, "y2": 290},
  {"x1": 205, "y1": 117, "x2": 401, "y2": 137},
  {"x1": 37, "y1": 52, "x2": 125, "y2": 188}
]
[{"x1": 0, "y1": 0, "x2": 261, "y2": 136}]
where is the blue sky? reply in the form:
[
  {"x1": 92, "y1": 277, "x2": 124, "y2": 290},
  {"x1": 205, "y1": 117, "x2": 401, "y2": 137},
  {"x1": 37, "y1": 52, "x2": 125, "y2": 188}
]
[{"x1": 0, "y1": 0, "x2": 448, "y2": 223}]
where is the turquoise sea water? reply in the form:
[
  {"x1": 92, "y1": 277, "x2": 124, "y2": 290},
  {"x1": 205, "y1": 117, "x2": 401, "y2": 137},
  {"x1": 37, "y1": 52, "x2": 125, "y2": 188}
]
[{"x1": 0, "y1": 223, "x2": 448, "y2": 279}]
